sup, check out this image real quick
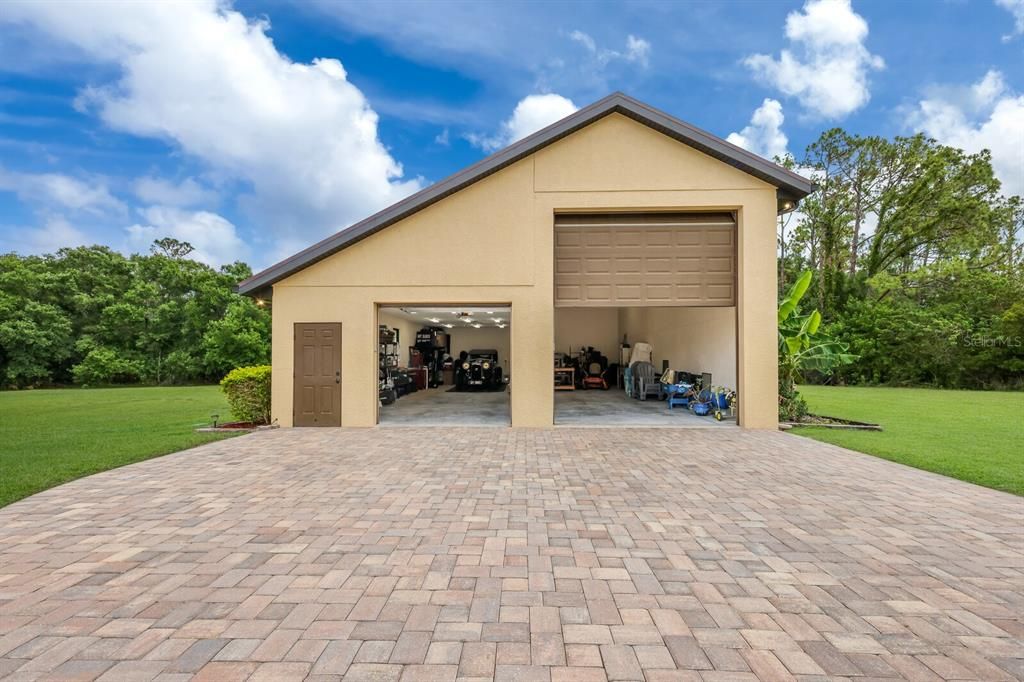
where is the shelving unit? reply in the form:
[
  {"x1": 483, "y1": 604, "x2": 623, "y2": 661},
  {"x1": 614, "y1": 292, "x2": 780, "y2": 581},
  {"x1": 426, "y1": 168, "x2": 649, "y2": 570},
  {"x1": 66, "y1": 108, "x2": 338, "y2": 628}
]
[{"x1": 379, "y1": 326, "x2": 400, "y2": 403}]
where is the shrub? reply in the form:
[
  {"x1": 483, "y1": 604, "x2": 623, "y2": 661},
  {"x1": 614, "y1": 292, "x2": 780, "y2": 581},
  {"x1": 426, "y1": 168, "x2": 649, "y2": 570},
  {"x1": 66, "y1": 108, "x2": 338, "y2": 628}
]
[
  {"x1": 72, "y1": 347, "x2": 143, "y2": 385},
  {"x1": 220, "y1": 365, "x2": 272, "y2": 424},
  {"x1": 161, "y1": 350, "x2": 201, "y2": 385}
]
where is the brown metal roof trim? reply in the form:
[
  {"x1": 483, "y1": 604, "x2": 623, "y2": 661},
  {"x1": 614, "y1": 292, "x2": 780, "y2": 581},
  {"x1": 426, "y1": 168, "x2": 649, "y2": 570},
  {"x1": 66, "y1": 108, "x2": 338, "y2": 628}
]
[{"x1": 237, "y1": 92, "x2": 815, "y2": 295}]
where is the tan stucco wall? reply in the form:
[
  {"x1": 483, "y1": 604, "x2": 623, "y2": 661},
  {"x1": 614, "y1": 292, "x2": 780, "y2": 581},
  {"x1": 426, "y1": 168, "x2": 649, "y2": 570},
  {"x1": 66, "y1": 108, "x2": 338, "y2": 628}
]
[
  {"x1": 271, "y1": 113, "x2": 779, "y2": 428},
  {"x1": 554, "y1": 308, "x2": 620, "y2": 359}
]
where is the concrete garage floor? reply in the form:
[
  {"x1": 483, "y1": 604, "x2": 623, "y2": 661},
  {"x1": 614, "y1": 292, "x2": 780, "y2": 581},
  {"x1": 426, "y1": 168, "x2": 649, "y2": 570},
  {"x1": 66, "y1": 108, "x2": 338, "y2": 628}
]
[
  {"x1": 556, "y1": 388, "x2": 734, "y2": 427},
  {"x1": 380, "y1": 386, "x2": 732, "y2": 427},
  {"x1": 379, "y1": 386, "x2": 511, "y2": 426}
]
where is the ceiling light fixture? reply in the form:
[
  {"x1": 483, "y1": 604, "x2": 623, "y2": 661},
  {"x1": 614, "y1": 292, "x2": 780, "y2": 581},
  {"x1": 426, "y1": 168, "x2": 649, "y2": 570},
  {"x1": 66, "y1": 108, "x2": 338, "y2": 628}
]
[
  {"x1": 497, "y1": 324, "x2": 506, "y2": 329},
  {"x1": 428, "y1": 317, "x2": 441, "y2": 323},
  {"x1": 472, "y1": 323, "x2": 482, "y2": 329},
  {"x1": 491, "y1": 318, "x2": 503, "y2": 323},
  {"x1": 443, "y1": 323, "x2": 454, "y2": 328}
]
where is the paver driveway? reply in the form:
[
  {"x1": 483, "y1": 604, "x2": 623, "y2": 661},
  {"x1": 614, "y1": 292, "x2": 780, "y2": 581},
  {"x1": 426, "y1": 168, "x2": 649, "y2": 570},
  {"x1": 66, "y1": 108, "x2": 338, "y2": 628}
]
[{"x1": 1, "y1": 428, "x2": 1021, "y2": 682}]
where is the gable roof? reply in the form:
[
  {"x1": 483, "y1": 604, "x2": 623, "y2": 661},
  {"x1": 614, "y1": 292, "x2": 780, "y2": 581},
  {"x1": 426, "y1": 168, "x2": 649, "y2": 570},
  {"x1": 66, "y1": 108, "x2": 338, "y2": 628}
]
[{"x1": 238, "y1": 92, "x2": 815, "y2": 295}]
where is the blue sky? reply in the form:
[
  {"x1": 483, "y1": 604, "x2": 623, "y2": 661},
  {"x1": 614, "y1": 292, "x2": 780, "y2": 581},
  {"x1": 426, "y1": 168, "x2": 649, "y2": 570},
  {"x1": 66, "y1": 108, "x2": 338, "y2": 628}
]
[{"x1": 0, "y1": 0, "x2": 1021, "y2": 269}]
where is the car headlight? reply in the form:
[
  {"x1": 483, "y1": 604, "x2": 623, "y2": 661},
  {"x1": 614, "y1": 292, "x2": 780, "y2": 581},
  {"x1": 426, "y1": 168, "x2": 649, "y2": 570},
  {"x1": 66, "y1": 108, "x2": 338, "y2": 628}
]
[
  {"x1": 482, "y1": 362, "x2": 491, "y2": 370},
  {"x1": 462, "y1": 362, "x2": 469, "y2": 370}
]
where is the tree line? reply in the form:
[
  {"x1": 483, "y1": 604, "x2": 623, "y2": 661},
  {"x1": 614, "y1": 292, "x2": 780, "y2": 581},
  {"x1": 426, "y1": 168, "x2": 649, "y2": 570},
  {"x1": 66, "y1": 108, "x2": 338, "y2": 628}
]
[
  {"x1": 781, "y1": 129, "x2": 1023, "y2": 389},
  {"x1": 0, "y1": 239, "x2": 270, "y2": 387},
  {"x1": 1, "y1": 128, "x2": 1021, "y2": 391}
]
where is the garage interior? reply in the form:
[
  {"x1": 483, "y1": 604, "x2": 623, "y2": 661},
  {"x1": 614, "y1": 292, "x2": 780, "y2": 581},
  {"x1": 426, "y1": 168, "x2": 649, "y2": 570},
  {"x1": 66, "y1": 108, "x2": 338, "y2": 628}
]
[
  {"x1": 553, "y1": 212, "x2": 738, "y2": 426},
  {"x1": 377, "y1": 305, "x2": 511, "y2": 426}
]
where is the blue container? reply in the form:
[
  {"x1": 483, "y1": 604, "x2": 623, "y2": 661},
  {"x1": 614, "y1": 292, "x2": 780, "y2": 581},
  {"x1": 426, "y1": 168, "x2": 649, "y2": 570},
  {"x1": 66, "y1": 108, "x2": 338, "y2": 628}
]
[
  {"x1": 713, "y1": 392, "x2": 730, "y2": 409},
  {"x1": 692, "y1": 401, "x2": 712, "y2": 416}
]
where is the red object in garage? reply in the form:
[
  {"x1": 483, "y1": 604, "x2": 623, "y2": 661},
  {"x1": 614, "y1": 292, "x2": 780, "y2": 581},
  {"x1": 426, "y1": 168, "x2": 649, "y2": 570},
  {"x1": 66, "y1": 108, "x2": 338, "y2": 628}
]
[{"x1": 408, "y1": 367, "x2": 428, "y2": 391}]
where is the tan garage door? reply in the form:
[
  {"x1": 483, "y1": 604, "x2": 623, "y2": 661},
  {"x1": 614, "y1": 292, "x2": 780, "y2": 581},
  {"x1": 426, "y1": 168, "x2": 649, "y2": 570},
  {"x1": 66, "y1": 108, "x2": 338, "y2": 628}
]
[{"x1": 554, "y1": 212, "x2": 736, "y2": 307}]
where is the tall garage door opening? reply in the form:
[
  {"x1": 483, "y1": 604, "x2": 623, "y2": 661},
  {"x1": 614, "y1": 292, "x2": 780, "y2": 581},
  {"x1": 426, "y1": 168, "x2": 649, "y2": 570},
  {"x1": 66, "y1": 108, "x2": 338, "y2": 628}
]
[
  {"x1": 553, "y1": 212, "x2": 738, "y2": 426},
  {"x1": 376, "y1": 305, "x2": 511, "y2": 426}
]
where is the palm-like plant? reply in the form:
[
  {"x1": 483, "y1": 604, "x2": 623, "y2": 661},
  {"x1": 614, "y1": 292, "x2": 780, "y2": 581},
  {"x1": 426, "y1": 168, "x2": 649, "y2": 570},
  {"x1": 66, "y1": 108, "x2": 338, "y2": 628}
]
[{"x1": 778, "y1": 271, "x2": 857, "y2": 420}]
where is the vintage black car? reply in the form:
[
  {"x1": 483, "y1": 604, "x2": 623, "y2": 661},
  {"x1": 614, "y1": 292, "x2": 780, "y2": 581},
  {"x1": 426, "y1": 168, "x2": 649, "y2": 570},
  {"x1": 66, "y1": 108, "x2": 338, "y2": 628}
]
[{"x1": 455, "y1": 349, "x2": 503, "y2": 390}]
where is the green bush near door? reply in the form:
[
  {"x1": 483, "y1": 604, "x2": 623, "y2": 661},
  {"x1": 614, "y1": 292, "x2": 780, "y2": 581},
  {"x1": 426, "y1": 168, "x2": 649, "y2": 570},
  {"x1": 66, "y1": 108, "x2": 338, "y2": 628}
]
[{"x1": 220, "y1": 365, "x2": 272, "y2": 424}]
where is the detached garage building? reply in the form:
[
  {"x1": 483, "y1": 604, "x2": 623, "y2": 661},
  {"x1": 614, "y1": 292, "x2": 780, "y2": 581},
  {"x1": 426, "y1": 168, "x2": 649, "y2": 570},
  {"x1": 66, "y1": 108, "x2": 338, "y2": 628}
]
[{"x1": 238, "y1": 93, "x2": 814, "y2": 429}]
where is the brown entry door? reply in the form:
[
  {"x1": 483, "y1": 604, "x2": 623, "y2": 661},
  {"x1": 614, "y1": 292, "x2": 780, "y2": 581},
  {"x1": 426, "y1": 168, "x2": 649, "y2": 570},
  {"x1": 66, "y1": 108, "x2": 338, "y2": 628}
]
[{"x1": 293, "y1": 323, "x2": 342, "y2": 427}]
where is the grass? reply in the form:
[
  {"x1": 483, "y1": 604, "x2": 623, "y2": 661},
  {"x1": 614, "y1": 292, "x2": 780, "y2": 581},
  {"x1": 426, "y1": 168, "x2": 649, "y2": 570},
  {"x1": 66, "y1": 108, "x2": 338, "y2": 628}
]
[
  {"x1": 0, "y1": 385, "x2": 239, "y2": 507},
  {"x1": 792, "y1": 385, "x2": 1024, "y2": 496}
]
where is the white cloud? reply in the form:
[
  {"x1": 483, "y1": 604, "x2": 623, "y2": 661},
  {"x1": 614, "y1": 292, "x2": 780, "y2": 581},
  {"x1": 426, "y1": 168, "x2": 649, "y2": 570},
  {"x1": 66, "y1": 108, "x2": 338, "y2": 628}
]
[
  {"x1": 467, "y1": 93, "x2": 578, "y2": 152},
  {"x1": 996, "y1": 0, "x2": 1024, "y2": 40},
  {"x1": 907, "y1": 70, "x2": 1024, "y2": 197},
  {"x1": 12, "y1": 216, "x2": 90, "y2": 253},
  {"x1": 434, "y1": 128, "x2": 450, "y2": 147},
  {"x1": 744, "y1": 0, "x2": 884, "y2": 119},
  {"x1": 569, "y1": 30, "x2": 651, "y2": 69},
  {"x1": 2, "y1": 0, "x2": 422, "y2": 253},
  {"x1": 726, "y1": 98, "x2": 790, "y2": 160},
  {"x1": 126, "y1": 206, "x2": 249, "y2": 267},
  {"x1": 133, "y1": 176, "x2": 218, "y2": 208},
  {"x1": 0, "y1": 167, "x2": 124, "y2": 216}
]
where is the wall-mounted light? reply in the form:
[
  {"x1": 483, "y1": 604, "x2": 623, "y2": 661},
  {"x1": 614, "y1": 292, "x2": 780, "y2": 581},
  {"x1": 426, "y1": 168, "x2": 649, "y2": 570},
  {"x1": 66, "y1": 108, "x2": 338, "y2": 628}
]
[{"x1": 255, "y1": 298, "x2": 266, "y2": 307}]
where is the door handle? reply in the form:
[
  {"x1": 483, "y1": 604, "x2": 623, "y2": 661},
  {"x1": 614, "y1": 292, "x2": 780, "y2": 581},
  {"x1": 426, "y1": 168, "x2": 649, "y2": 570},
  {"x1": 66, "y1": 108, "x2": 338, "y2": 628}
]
[{"x1": 335, "y1": 370, "x2": 341, "y2": 384}]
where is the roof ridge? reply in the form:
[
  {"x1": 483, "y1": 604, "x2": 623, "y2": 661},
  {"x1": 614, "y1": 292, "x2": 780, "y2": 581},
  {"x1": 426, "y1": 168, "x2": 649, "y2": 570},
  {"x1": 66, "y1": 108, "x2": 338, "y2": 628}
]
[{"x1": 238, "y1": 93, "x2": 814, "y2": 295}]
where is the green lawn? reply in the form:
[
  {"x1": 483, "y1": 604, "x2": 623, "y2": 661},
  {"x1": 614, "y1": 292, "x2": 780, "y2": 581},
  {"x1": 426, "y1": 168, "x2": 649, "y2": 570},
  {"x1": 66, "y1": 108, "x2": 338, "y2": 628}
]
[
  {"x1": 792, "y1": 385, "x2": 1024, "y2": 496},
  {"x1": 0, "y1": 386, "x2": 238, "y2": 507}
]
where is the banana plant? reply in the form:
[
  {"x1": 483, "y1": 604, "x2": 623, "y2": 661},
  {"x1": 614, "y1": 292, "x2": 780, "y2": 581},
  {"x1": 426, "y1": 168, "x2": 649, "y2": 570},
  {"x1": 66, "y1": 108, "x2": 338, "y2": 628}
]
[{"x1": 778, "y1": 271, "x2": 857, "y2": 419}]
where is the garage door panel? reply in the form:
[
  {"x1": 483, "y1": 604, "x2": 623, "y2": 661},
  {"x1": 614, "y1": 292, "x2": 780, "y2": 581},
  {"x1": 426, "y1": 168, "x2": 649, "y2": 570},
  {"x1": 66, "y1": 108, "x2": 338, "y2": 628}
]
[
  {"x1": 706, "y1": 229, "x2": 735, "y2": 246},
  {"x1": 556, "y1": 285, "x2": 582, "y2": 303},
  {"x1": 614, "y1": 230, "x2": 644, "y2": 247},
  {"x1": 616, "y1": 257, "x2": 643, "y2": 273},
  {"x1": 675, "y1": 284, "x2": 703, "y2": 302},
  {"x1": 555, "y1": 212, "x2": 736, "y2": 306},
  {"x1": 645, "y1": 229, "x2": 673, "y2": 247},
  {"x1": 583, "y1": 230, "x2": 612, "y2": 247},
  {"x1": 582, "y1": 257, "x2": 611, "y2": 274},
  {"x1": 706, "y1": 284, "x2": 735, "y2": 303},
  {"x1": 555, "y1": 258, "x2": 581, "y2": 274},
  {"x1": 706, "y1": 256, "x2": 734, "y2": 273},
  {"x1": 555, "y1": 230, "x2": 582, "y2": 247},
  {"x1": 614, "y1": 284, "x2": 643, "y2": 302},
  {"x1": 644, "y1": 257, "x2": 673, "y2": 274},
  {"x1": 673, "y1": 231, "x2": 703, "y2": 247}
]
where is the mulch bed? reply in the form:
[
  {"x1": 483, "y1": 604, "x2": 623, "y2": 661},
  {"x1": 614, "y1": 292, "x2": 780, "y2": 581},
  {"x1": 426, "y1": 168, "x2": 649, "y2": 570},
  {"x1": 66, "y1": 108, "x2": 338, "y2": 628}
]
[
  {"x1": 783, "y1": 414, "x2": 883, "y2": 431},
  {"x1": 195, "y1": 422, "x2": 278, "y2": 433}
]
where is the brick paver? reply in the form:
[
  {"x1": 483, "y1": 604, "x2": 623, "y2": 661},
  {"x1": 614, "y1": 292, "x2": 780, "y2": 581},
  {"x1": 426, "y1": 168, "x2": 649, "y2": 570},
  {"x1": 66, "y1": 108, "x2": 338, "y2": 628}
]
[{"x1": 0, "y1": 427, "x2": 1021, "y2": 680}]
